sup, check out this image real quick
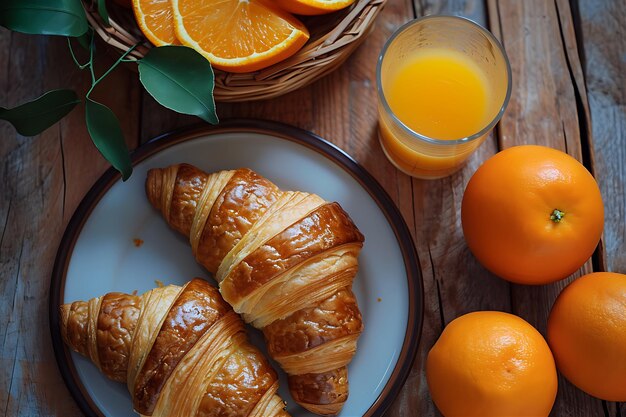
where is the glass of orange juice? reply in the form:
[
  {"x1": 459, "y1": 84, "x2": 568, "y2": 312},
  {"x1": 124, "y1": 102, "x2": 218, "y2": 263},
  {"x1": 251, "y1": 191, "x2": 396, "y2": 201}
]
[{"x1": 377, "y1": 15, "x2": 511, "y2": 179}]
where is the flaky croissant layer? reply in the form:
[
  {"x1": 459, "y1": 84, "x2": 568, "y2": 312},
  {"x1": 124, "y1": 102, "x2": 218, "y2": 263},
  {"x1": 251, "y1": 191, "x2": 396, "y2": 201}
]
[
  {"x1": 146, "y1": 164, "x2": 365, "y2": 416},
  {"x1": 60, "y1": 278, "x2": 290, "y2": 417}
]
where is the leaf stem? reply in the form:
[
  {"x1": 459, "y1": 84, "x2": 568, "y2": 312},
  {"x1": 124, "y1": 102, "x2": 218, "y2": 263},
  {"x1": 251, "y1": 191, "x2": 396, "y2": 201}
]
[
  {"x1": 550, "y1": 209, "x2": 565, "y2": 223},
  {"x1": 87, "y1": 44, "x2": 139, "y2": 98},
  {"x1": 66, "y1": 37, "x2": 91, "y2": 70},
  {"x1": 88, "y1": 33, "x2": 96, "y2": 85}
]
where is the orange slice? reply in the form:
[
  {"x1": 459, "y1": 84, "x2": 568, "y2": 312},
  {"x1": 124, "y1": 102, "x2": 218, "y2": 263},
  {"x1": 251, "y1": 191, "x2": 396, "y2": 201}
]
[
  {"x1": 172, "y1": 0, "x2": 310, "y2": 73},
  {"x1": 272, "y1": 0, "x2": 356, "y2": 15},
  {"x1": 132, "y1": 0, "x2": 180, "y2": 46}
]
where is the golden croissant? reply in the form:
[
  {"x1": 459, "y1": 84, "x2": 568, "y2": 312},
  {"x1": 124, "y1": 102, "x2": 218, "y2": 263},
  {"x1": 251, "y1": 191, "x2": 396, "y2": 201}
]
[
  {"x1": 60, "y1": 278, "x2": 290, "y2": 417},
  {"x1": 145, "y1": 164, "x2": 364, "y2": 416}
]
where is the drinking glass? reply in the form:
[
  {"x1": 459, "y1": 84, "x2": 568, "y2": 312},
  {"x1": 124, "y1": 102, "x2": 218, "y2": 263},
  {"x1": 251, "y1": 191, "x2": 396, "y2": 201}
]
[{"x1": 377, "y1": 15, "x2": 511, "y2": 179}]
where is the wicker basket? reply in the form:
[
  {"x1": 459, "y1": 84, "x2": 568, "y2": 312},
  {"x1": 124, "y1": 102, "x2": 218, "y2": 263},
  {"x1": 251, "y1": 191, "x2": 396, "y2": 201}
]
[{"x1": 84, "y1": 0, "x2": 386, "y2": 102}]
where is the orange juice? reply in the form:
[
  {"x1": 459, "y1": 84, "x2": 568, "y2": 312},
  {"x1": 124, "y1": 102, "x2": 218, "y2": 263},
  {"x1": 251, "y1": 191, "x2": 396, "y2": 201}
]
[
  {"x1": 377, "y1": 16, "x2": 511, "y2": 179},
  {"x1": 386, "y1": 49, "x2": 490, "y2": 140},
  {"x1": 379, "y1": 48, "x2": 492, "y2": 178},
  {"x1": 379, "y1": 110, "x2": 487, "y2": 178}
]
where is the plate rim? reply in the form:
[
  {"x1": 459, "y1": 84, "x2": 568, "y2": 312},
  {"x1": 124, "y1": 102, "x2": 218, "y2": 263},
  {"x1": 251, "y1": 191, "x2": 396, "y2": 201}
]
[{"x1": 49, "y1": 119, "x2": 424, "y2": 417}]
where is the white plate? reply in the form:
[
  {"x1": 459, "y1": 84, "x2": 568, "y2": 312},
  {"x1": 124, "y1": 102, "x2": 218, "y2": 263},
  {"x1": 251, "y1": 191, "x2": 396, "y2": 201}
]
[{"x1": 50, "y1": 120, "x2": 422, "y2": 417}]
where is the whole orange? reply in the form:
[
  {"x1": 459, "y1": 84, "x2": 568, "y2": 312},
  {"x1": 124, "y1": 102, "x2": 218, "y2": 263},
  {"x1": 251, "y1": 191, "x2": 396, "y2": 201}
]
[
  {"x1": 547, "y1": 272, "x2": 626, "y2": 401},
  {"x1": 461, "y1": 145, "x2": 604, "y2": 284},
  {"x1": 426, "y1": 311, "x2": 557, "y2": 417}
]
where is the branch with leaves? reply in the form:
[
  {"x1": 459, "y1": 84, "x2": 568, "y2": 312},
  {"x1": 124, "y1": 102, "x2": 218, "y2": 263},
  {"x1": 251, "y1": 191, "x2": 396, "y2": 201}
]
[{"x1": 0, "y1": 0, "x2": 218, "y2": 180}]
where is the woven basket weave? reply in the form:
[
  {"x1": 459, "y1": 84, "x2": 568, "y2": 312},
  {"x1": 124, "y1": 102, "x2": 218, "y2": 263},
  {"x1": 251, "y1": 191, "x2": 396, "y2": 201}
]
[{"x1": 84, "y1": 0, "x2": 386, "y2": 102}]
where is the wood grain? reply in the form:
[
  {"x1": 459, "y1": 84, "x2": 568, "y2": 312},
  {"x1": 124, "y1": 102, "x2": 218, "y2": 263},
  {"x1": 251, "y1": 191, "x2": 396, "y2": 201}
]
[
  {"x1": 1, "y1": 0, "x2": 625, "y2": 416},
  {"x1": 383, "y1": 1, "x2": 511, "y2": 416},
  {"x1": 488, "y1": 1, "x2": 618, "y2": 415},
  {"x1": 0, "y1": 30, "x2": 140, "y2": 417},
  {"x1": 575, "y1": 0, "x2": 626, "y2": 274},
  {"x1": 574, "y1": 3, "x2": 625, "y2": 412}
]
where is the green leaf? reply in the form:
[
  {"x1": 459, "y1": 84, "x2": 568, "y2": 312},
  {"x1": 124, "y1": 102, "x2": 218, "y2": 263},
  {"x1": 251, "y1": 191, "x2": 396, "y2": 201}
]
[
  {"x1": 138, "y1": 46, "x2": 218, "y2": 124},
  {"x1": 85, "y1": 99, "x2": 133, "y2": 180},
  {"x1": 96, "y1": 0, "x2": 109, "y2": 25},
  {"x1": 0, "y1": 89, "x2": 80, "y2": 136},
  {"x1": 76, "y1": 28, "x2": 93, "y2": 50},
  {"x1": 0, "y1": 0, "x2": 88, "y2": 37}
]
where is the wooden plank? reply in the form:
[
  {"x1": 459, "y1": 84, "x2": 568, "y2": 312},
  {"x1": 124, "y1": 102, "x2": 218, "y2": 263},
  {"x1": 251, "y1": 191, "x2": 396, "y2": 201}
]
[
  {"x1": 139, "y1": 91, "x2": 197, "y2": 144},
  {"x1": 574, "y1": 2, "x2": 625, "y2": 412},
  {"x1": 487, "y1": 1, "x2": 614, "y2": 415},
  {"x1": 1, "y1": 31, "x2": 82, "y2": 417},
  {"x1": 575, "y1": 0, "x2": 626, "y2": 274},
  {"x1": 138, "y1": 64, "x2": 320, "y2": 144},
  {"x1": 140, "y1": 66, "x2": 314, "y2": 143},
  {"x1": 383, "y1": 1, "x2": 512, "y2": 416},
  {"x1": 217, "y1": 84, "x2": 315, "y2": 131},
  {"x1": 0, "y1": 30, "x2": 141, "y2": 417},
  {"x1": 61, "y1": 42, "x2": 143, "y2": 221}
]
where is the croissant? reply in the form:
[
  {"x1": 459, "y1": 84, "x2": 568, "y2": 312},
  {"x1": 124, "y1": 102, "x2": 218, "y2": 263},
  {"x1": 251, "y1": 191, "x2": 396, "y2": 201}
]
[
  {"x1": 145, "y1": 164, "x2": 365, "y2": 416},
  {"x1": 60, "y1": 278, "x2": 290, "y2": 417}
]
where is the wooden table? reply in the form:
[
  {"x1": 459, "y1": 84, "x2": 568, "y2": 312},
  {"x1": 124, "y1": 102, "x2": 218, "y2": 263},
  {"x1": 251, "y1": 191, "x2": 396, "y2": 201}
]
[{"x1": 1, "y1": 0, "x2": 624, "y2": 415}]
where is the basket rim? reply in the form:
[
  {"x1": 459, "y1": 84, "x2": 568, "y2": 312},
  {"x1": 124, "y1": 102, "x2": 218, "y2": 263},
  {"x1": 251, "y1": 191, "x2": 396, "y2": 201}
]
[{"x1": 82, "y1": 0, "x2": 387, "y2": 101}]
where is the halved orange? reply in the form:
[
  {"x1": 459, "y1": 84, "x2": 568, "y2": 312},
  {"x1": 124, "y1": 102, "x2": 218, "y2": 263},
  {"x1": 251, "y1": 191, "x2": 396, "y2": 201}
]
[
  {"x1": 172, "y1": 0, "x2": 310, "y2": 73},
  {"x1": 272, "y1": 0, "x2": 355, "y2": 15},
  {"x1": 132, "y1": 0, "x2": 180, "y2": 46}
]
